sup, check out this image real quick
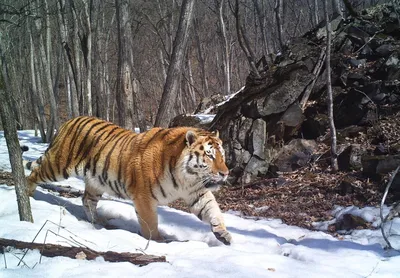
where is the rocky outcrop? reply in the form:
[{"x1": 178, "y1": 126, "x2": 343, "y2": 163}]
[{"x1": 172, "y1": 3, "x2": 400, "y2": 185}]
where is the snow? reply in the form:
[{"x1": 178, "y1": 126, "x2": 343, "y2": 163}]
[{"x1": 1, "y1": 130, "x2": 400, "y2": 277}]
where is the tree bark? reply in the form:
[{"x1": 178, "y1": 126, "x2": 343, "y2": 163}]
[
  {"x1": 70, "y1": 1, "x2": 83, "y2": 114},
  {"x1": 252, "y1": 0, "x2": 271, "y2": 62},
  {"x1": 58, "y1": 0, "x2": 79, "y2": 118},
  {"x1": 0, "y1": 238, "x2": 166, "y2": 266},
  {"x1": 193, "y1": 17, "x2": 208, "y2": 95},
  {"x1": 217, "y1": 0, "x2": 231, "y2": 95},
  {"x1": 0, "y1": 46, "x2": 33, "y2": 223},
  {"x1": 274, "y1": 0, "x2": 284, "y2": 50},
  {"x1": 324, "y1": 0, "x2": 338, "y2": 172},
  {"x1": 29, "y1": 28, "x2": 47, "y2": 142},
  {"x1": 234, "y1": 0, "x2": 260, "y2": 79},
  {"x1": 82, "y1": 0, "x2": 93, "y2": 116},
  {"x1": 115, "y1": 0, "x2": 145, "y2": 131},
  {"x1": 35, "y1": 0, "x2": 57, "y2": 143},
  {"x1": 154, "y1": 0, "x2": 196, "y2": 127}
]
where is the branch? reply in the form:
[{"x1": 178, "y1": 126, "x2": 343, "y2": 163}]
[
  {"x1": 0, "y1": 238, "x2": 166, "y2": 266},
  {"x1": 380, "y1": 165, "x2": 400, "y2": 250},
  {"x1": 300, "y1": 46, "x2": 326, "y2": 110}
]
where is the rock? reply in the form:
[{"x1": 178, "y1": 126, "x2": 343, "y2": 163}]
[
  {"x1": 248, "y1": 119, "x2": 266, "y2": 159},
  {"x1": 333, "y1": 89, "x2": 369, "y2": 128},
  {"x1": 336, "y1": 125, "x2": 366, "y2": 142},
  {"x1": 335, "y1": 214, "x2": 368, "y2": 231},
  {"x1": 241, "y1": 66, "x2": 313, "y2": 118},
  {"x1": 375, "y1": 44, "x2": 396, "y2": 57},
  {"x1": 301, "y1": 114, "x2": 329, "y2": 139},
  {"x1": 244, "y1": 155, "x2": 269, "y2": 176},
  {"x1": 194, "y1": 94, "x2": 225, "y2": 114},
  {"x1": 193, "y1": 3, "x2": 400, "y2": 184},
  {"x1": 271, "y1": 139, "x2": 318, "y2": 172},
  {"x1": 169, "y1": 114, "x2": 212, "y2": 128},
  {"x1": 338, "y1": 177, "x2": 357, "y2": 195},
  {"x1": 361, "y1": 154, "x2": 400, "y2": 179},
  {"x1": 337, "y1": 144, "x2": 364, "y2": 171}
]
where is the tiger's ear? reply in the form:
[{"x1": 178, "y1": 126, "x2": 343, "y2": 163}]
[
  {"x1": 212, "y1": 130, "x2": 219, "y2": 138},
  {"x1": 186, "y1": 130, "x2": 197, "y2": 146}
]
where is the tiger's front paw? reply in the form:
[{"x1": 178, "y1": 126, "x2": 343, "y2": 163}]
[{"x1": 212, "y1": 226, "x2": 232, "y2": 245}]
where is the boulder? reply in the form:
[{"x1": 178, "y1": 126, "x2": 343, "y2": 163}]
[
  {"x1": 337, "y1": 144, "x2": 364, "y2": 171},
  {"x1": 271, "y1": 139, "x2": 318, "y2": 172}
]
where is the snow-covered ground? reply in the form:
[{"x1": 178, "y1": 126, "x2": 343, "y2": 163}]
[{"x1": 0, "y1": 130, "x2": 400, "y2": 277}]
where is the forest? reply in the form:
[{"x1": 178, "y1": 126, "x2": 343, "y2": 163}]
[
  {"x1": 0, "y1": 0, "x2": 387, "y2": 139},
  {"x1": 1, "y1": 0, "x2": 400, "y2": 274}
]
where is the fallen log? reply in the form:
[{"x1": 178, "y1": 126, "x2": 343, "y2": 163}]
[{"x1": 0, "y1": 238, "x2": 166, "y2": 266}]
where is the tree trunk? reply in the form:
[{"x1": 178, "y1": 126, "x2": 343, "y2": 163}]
[
  {"x1": 275, "y1": 0, "x2": 284, "y2": 50},
  {"x1": 35, "y1": 0, "x2": 57, "y2": 143},
  {"x1": 314, "y1": 0, "x2": 319, "y2": 24},
  {"x1": 324, "y1": 0, "x2": 338, "y2": 172},
  {"x1": 0, "y1": 46, "x2": 33, "y2": 223},
  {"x1": 28, "y1": 29, "x2": 46, "y2": 142},
  {"x1": 70, "y1": 1, "x2": 83, "y2": 114},
  {"x1": 234, "y1": 0, "x2": 260, "y2": 79},
  {"x1": 217, "y1": 0, "x2": 231, "y2": 95},
  {"x1": 252, "y1": 0, "x2": 271, "y2": 62},
  {"x1": 58, "y1": 0, "x2": 79, "y2": 118},
  {"x1": 154, "y1": 0, "x2": 196, "y2": 128},
  {"x1": 115, "y1": 0, "x2": 144, "y2": 130},
  {"x1": 193, "y1": 18, "x2": 208, "y2": 95},
  {"x1": 82, "y1": 0, "x2": 93, "y2": 116}
]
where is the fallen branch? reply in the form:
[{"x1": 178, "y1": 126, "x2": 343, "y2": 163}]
[
  {"x1": 39, "y1": 183, "x2": 84, "y2": 198},
  {"x1": 0, "y1": 238, "x2": 166, "y2": 266},
  {"x1": 380, "y1": 165, "x2": 400, "y2": 249},
  {"x1": 300, "y1": 46, "x2": 326, "y2": 110}
]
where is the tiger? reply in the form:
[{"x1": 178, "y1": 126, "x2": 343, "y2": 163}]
[{"x1": 23, "y1": 116, "x2": 232, "y2": 245}]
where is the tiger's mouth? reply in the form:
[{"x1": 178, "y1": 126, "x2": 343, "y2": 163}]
[{"x1": 205, "y1": 179, "x2": 225, "y2": 190}]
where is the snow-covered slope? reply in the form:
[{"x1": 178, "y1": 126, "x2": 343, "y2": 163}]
[{"x1": 0, "y1": 130, "x2": 399, "y2": 278}]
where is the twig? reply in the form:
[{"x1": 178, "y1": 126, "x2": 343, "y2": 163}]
[
  {"x1": 380, "y1": 165, "x2": 400, "y2": 249},
  {"x1": 2, "y1": 247, "x2": 7, "y2": 269}
]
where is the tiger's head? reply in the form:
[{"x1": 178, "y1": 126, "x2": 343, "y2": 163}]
[{"x1": 183, "y1": 130, "x2": 229, "y2": 190}]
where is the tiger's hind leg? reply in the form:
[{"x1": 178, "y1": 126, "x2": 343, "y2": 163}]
[{"x1": 82, "y1": 179, "x2": 104, "y2": 224}]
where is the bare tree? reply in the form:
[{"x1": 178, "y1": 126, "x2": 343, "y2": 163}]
[
  {"x1": 34, "y1": 0, "x2": 58, "y2": 142},
  {"x1": 234, "y1": 0, "x2": 261, "y2": 79},
  {"x1": 216, "y1": 0, "x2": 231, "y2": 95},
  {"x1": 252, "y1": 0, "x2": 272, "y2": 62},
  {"x1": 0, "y1": 45, "x2": 33, "y2": 222},
  {"x1": 115, "y1": 0, "x2": 145, "y2": 131},
  {"x1": 324, "y1": 0, "x2": 338, "y2": 172},
  {"x1": 82, "y1": 0, "x2": 93, "y2": 116},
  {"x1": 154, "y1": 0, "x2": 196, "y2": 127},
  {"x1": 274, "y1": 0, "x2": 284, "y2": 50},
  {"x1": 193, "y1": 17, "x2": 208, "y2": 94}
]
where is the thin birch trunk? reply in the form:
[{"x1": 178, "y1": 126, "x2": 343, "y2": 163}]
[
  {"x1": 275, "y1": 0, "x2": 284, "y2": 50},
  {"x1": 193, "y1": 18, "x2": 208, "y2": 95},
  {"x1": 70, "y1": 2, "x2": 83, "y2": 114},
  {"x1": 324, "y1": 0, "x2": 338, "y2": 172},
  {"x1": 83, "y1": 0, "x2": 92, "y2": 116},
  {"x1": 217, "y1": 0, "x2": 231, "y2": 95}
]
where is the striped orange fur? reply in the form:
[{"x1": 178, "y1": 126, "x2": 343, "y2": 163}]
[{"x1": 24, "y1": 116, "x2": 232, "y2": 245}]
